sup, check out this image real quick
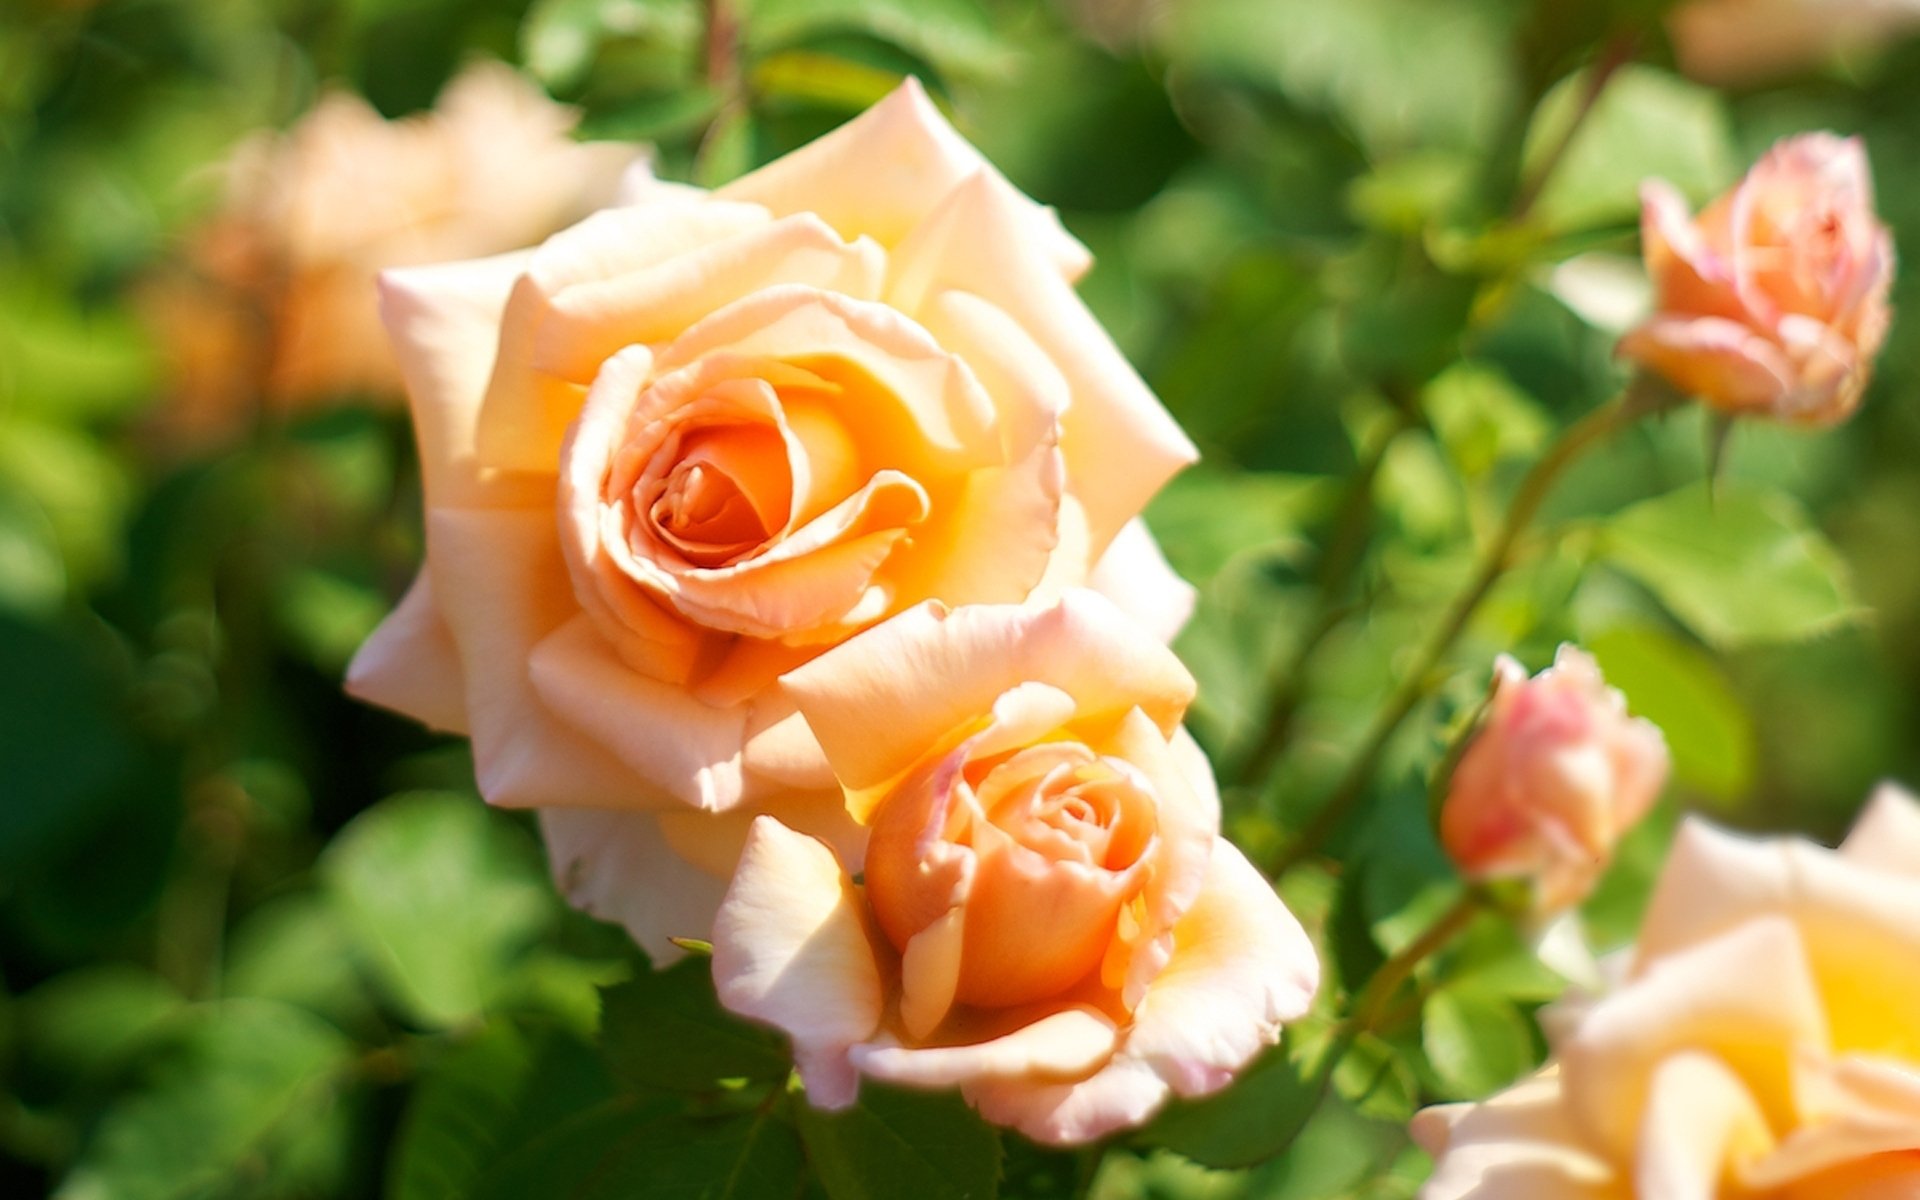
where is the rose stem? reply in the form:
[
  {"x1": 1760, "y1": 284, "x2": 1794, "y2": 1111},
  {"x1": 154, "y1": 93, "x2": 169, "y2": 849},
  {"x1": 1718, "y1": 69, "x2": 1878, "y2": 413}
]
[
  {"x1": 1509, "y1": 31, "x2": 1639, "y2": 223},
  {"x1": 1264, "y1": 379, "x2": 1680, "y2": 879},
  {"x1": 1234, "y1": 396, "x2": 1424, "y2": 792}
]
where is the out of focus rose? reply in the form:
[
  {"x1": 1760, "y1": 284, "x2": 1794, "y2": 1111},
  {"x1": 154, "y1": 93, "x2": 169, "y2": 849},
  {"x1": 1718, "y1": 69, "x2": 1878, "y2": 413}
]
[
  {"x1": 140, "y1": 61, "x2": 634, "y2": 446},
  {"x1": 1415, "y1": 785, "x2": 1920, "y2": 1199},
  {"x1": 1670, "y1": 0, "x2": 1920, "y2": 86},
  {"x1": 1439, "y1": 647, "x2": 1668, "y2": 913},
  {"x1": 346, "y1": 80, "x2": 1198, "y2": 959},
  {"x1": 1619, "y1": 133, "x2": 1895, "y2": 427},
  {"x1": 711, "y1": 592, "x2": 1318, "y2": 1144}
]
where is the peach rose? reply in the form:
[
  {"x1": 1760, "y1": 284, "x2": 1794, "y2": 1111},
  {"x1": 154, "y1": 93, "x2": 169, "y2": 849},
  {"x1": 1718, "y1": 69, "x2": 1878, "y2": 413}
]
[
  {"x1": 1439, "y1": 647, "x2": 1669, "y2": 912},
  {"x1": 1618, "y1": 133, "x2": 1895, "y2": 427},
  {"x1": 346, "y1": 81, "x2": 1198, "y2": 959},
  {"x1": 1670, "y1": 0, "x2": 1920, "y2": 86},
  {"x1": 1415, "y1": 785, "x2": 1920, "y2": 1199},
  {"x1": 142, "y1": 61, "x2": 635, "y2": 446},
  {"x1": 710, "y1": 592, "x2": 1318, "y2": 1144}
]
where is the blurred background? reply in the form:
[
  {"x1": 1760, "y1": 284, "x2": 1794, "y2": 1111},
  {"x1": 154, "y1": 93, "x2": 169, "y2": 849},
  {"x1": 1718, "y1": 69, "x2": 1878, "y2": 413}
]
[{"x1": 2, "y1": 0, "x2": 1916, "y2": 1196}]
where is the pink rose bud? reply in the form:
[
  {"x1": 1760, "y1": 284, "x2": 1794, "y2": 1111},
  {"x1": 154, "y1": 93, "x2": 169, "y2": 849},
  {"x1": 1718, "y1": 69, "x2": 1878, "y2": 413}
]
[
  {"x1": 1439, "y1": 647, "x2": 1669, "y2": 911},
  {"x1": 1619, "y1": 132, "x2": 1895, "y2": 427}
]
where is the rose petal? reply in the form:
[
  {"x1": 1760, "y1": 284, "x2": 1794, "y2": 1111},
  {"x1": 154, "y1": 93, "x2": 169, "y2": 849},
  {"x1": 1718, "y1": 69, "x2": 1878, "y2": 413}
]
[
  {"x1": 1412, "y1": 1069, "x2": 1619, "y2": 1200},
  {"x1": 781, "y1": 590, "x2": 1195, "y2": 794},
  {"x1": 427, "y1": 506, "x2": 649, "y2": 810},
  {"x1": 884, "y1": 168, "x2": 1197, "y2": 558},
  {"x1": 1841, "y1": 783, "x2": 1920, "y2": 878},
  {"x1": 345, "y1": 572, "x2": 469, "y2": 734},
  {"x1": 1633, "y1": 816, "x2": 1920, "y2": 1062},
  {"x1": 852, "y1": 1006, "x2": 1120, "y2": 1089},
  {"x1": 1085, "y1": 518, "x2": 1197, "y2": 645},
  {"x1": 526, "y1": 614, "x2": 749, "y2": 811},
  {"x1": 1118, "y1": 839, "x2": 1317, "y2": 1097},
  {"x1": 712, "y1": 817, "x2": 883, "y2": 1109},
  {"x1": 1560, "y1": 916, "x2": 1827, "y2": 1165},
  {"x1": 541, "y1": 807, "x2": 729, "y2": 962},
  {"x1": 1618, "y1": 314, "x2": 1796, "y2": 413},
  {"x1": 377, "y1": 250, "x2": 545, "y2": 510},
  {"x1": 719, "y1": 77, "x2": 1090, "y2": 280},
  {"x1": 962, "y1": 1054, "x2": 1170, "y2": 1147},
  {"x1": 1634, "y1": 1051, "x2": 1774, "y2": 1200}
]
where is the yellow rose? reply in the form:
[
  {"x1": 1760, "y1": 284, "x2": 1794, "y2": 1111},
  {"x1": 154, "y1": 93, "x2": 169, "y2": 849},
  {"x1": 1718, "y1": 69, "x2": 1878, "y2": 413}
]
[
  {"x1": 143, "y1": 61, "x2": 635, "y2": 445},
  {"x1": 348, "y1": 81, "x2": 1198, "y2": 958},
  {"x1": 1415, "y1": 785, "x2": 1920, "y2": 1198},
  {"x1": 712, "y1": 592, "x2": 1318, "y2": 1144}
]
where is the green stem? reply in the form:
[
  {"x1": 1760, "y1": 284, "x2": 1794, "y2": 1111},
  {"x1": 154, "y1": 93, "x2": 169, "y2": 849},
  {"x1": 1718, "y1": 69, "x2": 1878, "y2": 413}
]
[
  {"x1": 1265, "y1": 380, "x2": 1678, "y2": 878},
  {"x1": 1509, "y1": 32, "x2": 1637, "y2": 223},
  {"x1": 1235, "y1": 404, "x2": 1420, "y2": 790}
]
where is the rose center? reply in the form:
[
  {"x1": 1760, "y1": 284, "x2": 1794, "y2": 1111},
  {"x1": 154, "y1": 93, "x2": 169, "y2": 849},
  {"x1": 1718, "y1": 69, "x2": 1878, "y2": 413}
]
[{"x1": 636, "y1": 422, "x2": 793, "y2": 568}]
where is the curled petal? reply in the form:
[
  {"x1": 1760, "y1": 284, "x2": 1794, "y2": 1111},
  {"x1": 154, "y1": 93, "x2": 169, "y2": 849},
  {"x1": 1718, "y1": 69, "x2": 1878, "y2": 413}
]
[
  {"x1": 851, "y1": 1006, "x2": 1120, "y2": 1089},
  {"x1": 1618, "y1": 315, "x2": 1795, "y2": 415},
  {"x1": 712, "y1": 818, "x2": 883, "y2": 1109}
]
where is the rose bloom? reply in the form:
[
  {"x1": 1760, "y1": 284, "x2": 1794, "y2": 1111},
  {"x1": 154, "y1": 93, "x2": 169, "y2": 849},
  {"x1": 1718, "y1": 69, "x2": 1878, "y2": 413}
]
[
  {"x1": 1669, "y1": 0, "x2": 1920, "y2": 86},
  {"x1": 711, "y1": 592, "x2": 1318, "y2": 1144},
  {"x1": 1439, "y1": 647, "x2": 1669, "y2": 912},
  {"x1": 1618, "y1": 133, "x2": 1895, "y2": 427},
  {"x1": 347, "y1": 81, "x2": 1198, "y2": 959},
  {"x1": 141, "y1": 61, "x2": 634, "y2": 446},
  {"x1": 1415, "y1": 785, "x2": 1920, "y2": 1199}
]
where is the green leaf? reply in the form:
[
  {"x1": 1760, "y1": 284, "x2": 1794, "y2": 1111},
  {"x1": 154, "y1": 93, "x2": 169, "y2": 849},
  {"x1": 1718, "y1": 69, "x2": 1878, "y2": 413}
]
[
  {"x1": 1165, "y1": 0, "x2": 1519, "y2": 154},
  {"x1": 1586, "y1": 624, "x2": 1756, "y2": 802},
  {"x1": 1422, "y1": 363, "x2": 1552, "y2": 483},
  {"x1": 741, "y1": 0, "x2": 1010, "y2": 81},
  {"x1": 1522, "y1": 64, "x2": 1736, "y2": 233},
  {"x1": 1420, "y1": 987, "x2": 1536, "y2": 1100},
  {"x1": 223, "y1": 893, "x2": 378, "y2": 1029},
  {"x1": 476, "y1": 1102, "x2": 805, "y2": 1200},
  {"x1": 521, "y1": 0, "x2": 702, "y2": 92},
  {"x1": 16, "y1": 967, "x2": 182, "y2": 1084},
  {"x1": 55, "y1": 1000, "x2": 352, "y2": 1200},
  {"x1": 1136, "y1": 1038, "x2": 1322, "y2": 1168},
  {"x1": 1598, "y1": 482, "x2": 1860, "y2": 648},
  {"x1": 322, "y1": 792, "x2": 556, "y2": 1029},
  {"x1": 600, "y1": 957, "x2": 789, "y2": 1092},
  {"x1": 796, "y1": 1083, "x2": 1002, "y2": 1200}
]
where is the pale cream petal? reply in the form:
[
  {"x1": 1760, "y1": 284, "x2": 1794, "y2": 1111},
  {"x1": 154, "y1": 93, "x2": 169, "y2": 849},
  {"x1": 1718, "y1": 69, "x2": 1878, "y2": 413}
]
[
  {"x1": 526, "y1": 615, "x2": 749, "y2": 812},
  {"x1": 962, "y1": 1055, "x2": 1169, "y2": 1147},
  {"x1": 884, "y1": 169, "x2": 1196, "y2": 558},
  {"x1": 1118, "y1": 840, "x2": 1317, "y2": 1097},
  {"x1": 377, "y1": 250, "x2": 545, "y2": 509},
  {"x1": 655, "y1": 787, "x2": 865, "y2": 880},
  {"x1": 1414, "y1": 1070, "x2": 1623, "y2": 1200},
  {"x1": 851, "y1": 1006, "x2": 1120, "y2": 1089},
  {"x1": 740, "y1": 690, "x2": 838, "y2": 791},
  {"x1": 1748, "y1": 1055, "x2": 1920, "y2": 1189},
  {"x1": 1841, "y1": 783, "x2": 1920, "y2": 878},
  {"x1": 718, "y1": 76, "x2": 1090, "y2": 278},
  {"x1": 475, "y1": 198, "x2": 771, "y2": 473},
  {"x1": 1634, "y1": 1051, "x2": 1773, "y2": 1200},
  {"x1": 1561, "y1": 916, "x2": 1827, "y2": 1166},
  {"x1": 897, "y1": 906, "x2": 966, "y2": 1040},
  {"x1": 780, "y1": 590, "x2": 1195, "y2": 793},
  {"x1": 530, "y1": 213, "x2": 886, "y2": 384},
  {"x1": 426, "y1": 506, "x2": 647, "y2": 810},
  {"x1": 712, "y1": 817, "x2": 883, "y2": 1108},
  {"x1": 345, "y1": 571, "x2": 469, "y2": 734},
  {"x1": 540, "y1": 807, "x2": 728, "y2": 963},
  {"x1": 1635, "y1": 816, "x2": 1920, "y2": 1062},
  {"x1": 1086, "y1": 518, "x2": 1197, "y2": 645}
]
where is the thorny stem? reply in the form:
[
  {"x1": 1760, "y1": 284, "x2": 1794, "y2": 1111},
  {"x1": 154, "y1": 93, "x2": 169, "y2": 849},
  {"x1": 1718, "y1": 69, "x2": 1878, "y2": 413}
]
[{"x1": 1264, "y1": 380, "x2": 1681, "y2": 879}]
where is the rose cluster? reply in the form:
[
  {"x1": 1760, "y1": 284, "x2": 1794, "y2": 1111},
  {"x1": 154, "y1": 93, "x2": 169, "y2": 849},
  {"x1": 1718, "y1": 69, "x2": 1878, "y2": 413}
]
[{"x1": 347, "y1": 80, "x2": 1314, "y2": 1139}]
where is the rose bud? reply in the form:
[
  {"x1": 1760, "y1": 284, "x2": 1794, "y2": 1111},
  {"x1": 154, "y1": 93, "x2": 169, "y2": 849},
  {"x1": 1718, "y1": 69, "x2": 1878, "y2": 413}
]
[
  {"x1": 711, "y1": 592, "x2": 1318, "y2": 1145},
  {"x1": 1439, "y1": 647, "x2": 1669, "y2": 912},
  {"x1": 1416, "y1": 785, "x2": 1920, "y2": 1199},
  {"x1": 1619, "y1": 132, "x2": 1895, "y2": 427},
  {"x1": 345, "y1": 80, "x2": 1198, "y2": 962}
]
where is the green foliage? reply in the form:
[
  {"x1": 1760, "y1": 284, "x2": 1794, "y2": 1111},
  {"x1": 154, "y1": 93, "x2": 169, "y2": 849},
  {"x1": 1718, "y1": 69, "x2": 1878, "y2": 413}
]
[
  {"x1": 794, "y1": 1084, "x2": 1003, "y2": 1200},
  {"x1": 1599, "y1": 481, "x2": 1861, "y2": 648},
  {"x1": 55, "y1": 1001, "x2": 354, "y2": 1200},
  {"x1": 598, "y1": 957, "x2": 790, "y2": 1092},
  {"x1": 320, "y1": 792, "x2": 558, "y2": 1029},
  {"x1": 1135, "y1": 1040, "x2": 1323, "y2": 1169},
  {"x1": 1418, "y1": 987, "x2": 1535, "y2": 1101},
  {"x1": 1586, "y1": 624, "x2": 1756, "y2": 802}
]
